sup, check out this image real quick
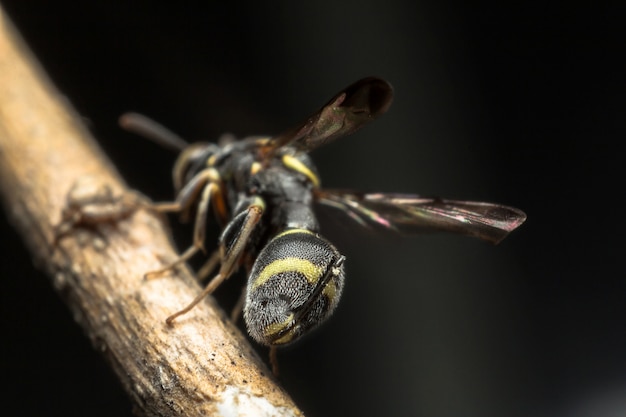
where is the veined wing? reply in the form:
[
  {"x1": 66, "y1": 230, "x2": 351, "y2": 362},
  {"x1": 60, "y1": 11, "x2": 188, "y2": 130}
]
[
  {"x1": 316, "y1": 190, "x2": 526, "y2": 244},
  {"x1": 265, "y1": 78, "x2": 393, "y2": 155}
]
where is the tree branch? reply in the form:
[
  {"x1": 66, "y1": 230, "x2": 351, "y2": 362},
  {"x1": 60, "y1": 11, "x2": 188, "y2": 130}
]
[{"x1": 0, "y1": 7, "x2": 302, "y2": 417}]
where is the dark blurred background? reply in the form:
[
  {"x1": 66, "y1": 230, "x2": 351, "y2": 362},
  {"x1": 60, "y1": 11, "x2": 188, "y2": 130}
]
[{"x1": 0, "y1": 2, "x2": 624, "y2": 416}]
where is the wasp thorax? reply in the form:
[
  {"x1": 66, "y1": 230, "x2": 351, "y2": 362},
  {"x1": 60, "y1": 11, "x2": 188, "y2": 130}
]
[{"x1": 244, "y1": 229, "x2": 345, "y2": 346}]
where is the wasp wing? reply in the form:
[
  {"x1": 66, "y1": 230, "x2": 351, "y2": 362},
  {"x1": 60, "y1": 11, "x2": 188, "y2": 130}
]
[
  {"x1": 266, "y1": 77, "x2": 393, "y2": 155},
  {"x1": 316, "y1": 190, "x2": 526, "y2": 244}
]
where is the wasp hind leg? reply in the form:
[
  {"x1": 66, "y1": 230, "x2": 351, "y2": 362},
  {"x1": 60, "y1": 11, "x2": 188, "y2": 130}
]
[{"x1": 165, "y1": 199, "x2": 264, "y2": 325}]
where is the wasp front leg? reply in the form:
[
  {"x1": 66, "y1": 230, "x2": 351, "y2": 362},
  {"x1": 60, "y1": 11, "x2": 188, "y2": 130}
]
[
  {"x1": 144, "y1": 168, "x2": 223, "y2": 279},
  {"x1": 165, "y1": 197, "x2": 265, "y2": 325}
]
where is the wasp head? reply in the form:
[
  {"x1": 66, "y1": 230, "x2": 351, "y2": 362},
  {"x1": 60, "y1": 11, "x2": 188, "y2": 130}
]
[{"x1": 244, "y1": 229, "x2": 345, "y2": 346}]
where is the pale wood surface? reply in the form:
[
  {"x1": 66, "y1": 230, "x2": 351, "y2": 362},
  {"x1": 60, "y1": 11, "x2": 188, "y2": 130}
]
[{"x1": 0, "y1": 7, "x2": 302, "y2": 417}]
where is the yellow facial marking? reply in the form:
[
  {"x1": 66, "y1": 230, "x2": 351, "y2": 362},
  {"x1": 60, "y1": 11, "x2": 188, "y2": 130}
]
[
  {"x1": 264, "y1": 313, "x2": 294, "y2": 336},
  {"x1": 253, "y1": 257, "x2": 324, "y2": 289},
  {"x1": 263, "y1": 314, "x2": 296, "y2": 344},
  {"x1": 282, "y1": 154, "x2": 320, "y2": 187}
]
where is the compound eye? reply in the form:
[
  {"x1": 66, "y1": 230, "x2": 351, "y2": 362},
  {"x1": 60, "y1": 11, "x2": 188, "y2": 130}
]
[{"x1": 244, "y1": 229, "x2": 345, "y2": 346}]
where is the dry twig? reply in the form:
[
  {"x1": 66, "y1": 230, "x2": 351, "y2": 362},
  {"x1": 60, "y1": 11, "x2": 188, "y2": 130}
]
[{"x1": 0, "y1": 7, "x2": 302, "y2": 417}]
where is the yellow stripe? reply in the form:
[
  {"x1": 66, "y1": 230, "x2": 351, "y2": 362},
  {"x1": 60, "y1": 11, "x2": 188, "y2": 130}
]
[
  {"x1": 274, "y1": 228, "x2": 314, "y2": 239},
  {"x1": 282, "y1": 155, "x2": 320, "y2": 187},
  {"x1": 253, "y1": 257, "x2": 324, "y2": 289}
]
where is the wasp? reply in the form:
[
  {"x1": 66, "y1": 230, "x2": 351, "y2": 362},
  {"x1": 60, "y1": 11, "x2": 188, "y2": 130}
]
[{"x1": 121, "y1": 77, "x2": 526, "y2": 365}]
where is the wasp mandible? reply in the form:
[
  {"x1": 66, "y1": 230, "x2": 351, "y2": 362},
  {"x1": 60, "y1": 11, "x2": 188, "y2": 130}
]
[{"x1": 121, "y1": 77, "x2": 526, "y2": 354}]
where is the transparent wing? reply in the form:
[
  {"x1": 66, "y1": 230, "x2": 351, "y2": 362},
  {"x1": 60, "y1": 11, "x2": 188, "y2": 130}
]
[
  {"x1": 316, "y1": 190, "x2": 527, "y2": 244},
  {"x1": 266, "y1": 77, "x2": 393, "y2": 155}
]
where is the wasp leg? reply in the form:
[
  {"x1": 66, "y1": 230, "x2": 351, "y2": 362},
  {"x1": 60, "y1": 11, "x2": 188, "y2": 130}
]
[
  {"x1": 165, "y1": 202, "x2": 264, "y2": 325},
  {"x1": 269, "y1": 346, "x2": 280, "y2": 376},
  {"x1": 149, "y1": 168, "x2": 220, "y2": 215},
  {"x1": 145, "y1": 175, "x2": 220, "y2": 279},
  {"x1": 196, "y1": 249, "x2": 221, "y2": 283},
  {"x1": 230, "y1": 285, "x2": 247, "y2": 323}
]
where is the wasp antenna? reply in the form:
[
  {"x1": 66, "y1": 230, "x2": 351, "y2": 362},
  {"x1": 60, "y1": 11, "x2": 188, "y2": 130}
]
[{"x1": 119, "y1": 112, "x2": 189, "y2": 152}]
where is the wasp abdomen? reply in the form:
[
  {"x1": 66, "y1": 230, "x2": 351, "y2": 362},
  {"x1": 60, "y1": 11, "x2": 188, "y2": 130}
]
[{"x1": 244, "y1": 229, "x2": 345, "y2": 346}]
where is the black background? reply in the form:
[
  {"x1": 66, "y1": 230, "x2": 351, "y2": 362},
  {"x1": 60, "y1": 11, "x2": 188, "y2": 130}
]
[{"x1": 1, "y1": 2, "x2": 624, "y2": 417}]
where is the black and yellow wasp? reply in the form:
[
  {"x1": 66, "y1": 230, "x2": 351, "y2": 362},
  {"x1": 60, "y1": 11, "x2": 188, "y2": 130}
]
[{"x1": 121, "y1": 77, "x2": 526, "y2": 360}]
